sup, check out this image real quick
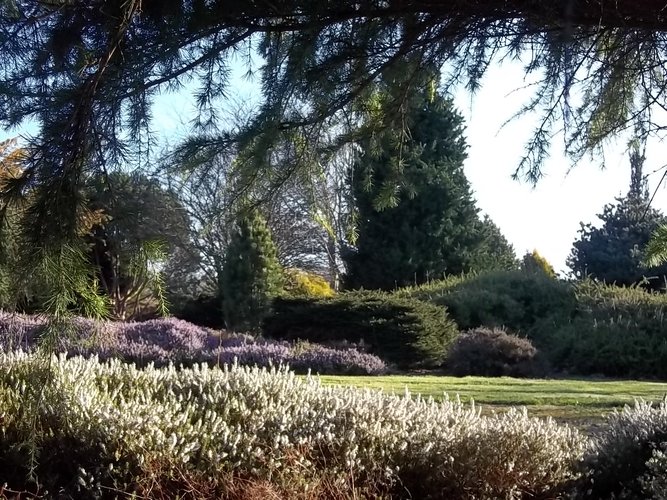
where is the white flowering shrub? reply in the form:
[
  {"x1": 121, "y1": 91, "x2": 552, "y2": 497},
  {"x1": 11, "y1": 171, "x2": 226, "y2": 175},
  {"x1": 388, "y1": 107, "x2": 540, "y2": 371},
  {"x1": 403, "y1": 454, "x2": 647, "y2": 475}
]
[
  {"x1": 581, "y1": 399, "x2": 667, "y2": 499},
  {"x1": 0, "y1": 353, "x2": 588, "y2": 498},
  {"x1": 640, "y1": 443, "x2": 667, "y2": 499}
]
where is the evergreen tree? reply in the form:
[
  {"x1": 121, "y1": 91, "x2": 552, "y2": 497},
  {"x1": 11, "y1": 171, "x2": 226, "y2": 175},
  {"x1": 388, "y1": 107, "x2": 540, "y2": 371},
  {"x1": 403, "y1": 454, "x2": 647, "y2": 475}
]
[
  {"x1": 469, "y1": 215, "x2": 519, "y2": 273},
  {"x1": 567, "y1": 143, "x2": 667, "y2": 289},
  {"x1": 567, "y1": 198, "x2": 667, "y2": 288},
  {"x1": 221, "y1": 210, "x2": 283, "y2": 332},
  {"x1": 344, "y1": 87, "x2": 481, "y2": 290},
  {"x1": 521, "y1": 250, "x2": 556, "y2": 278}
]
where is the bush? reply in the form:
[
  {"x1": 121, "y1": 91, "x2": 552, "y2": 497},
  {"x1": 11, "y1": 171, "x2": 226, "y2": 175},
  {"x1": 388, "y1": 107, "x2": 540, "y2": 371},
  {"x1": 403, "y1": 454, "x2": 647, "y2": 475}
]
[
  {"x1": 0, "y1": 314, "x2": 387, "y2": 375},
  {"x1": 263, "y1": 291, "x2": 458, "y2": 368},
  {"x1": 0, "y1": 353, "x2": 588, "y2": 498},
  {"x1": 400, "y1": 273, "x2": 667, "y2": 379},
  {"x1": 282, "y1": 268, "x2": 335, "y2": 298},
  {"x1": 544, "y1": 282, "x2": 667, "y2": 378},
  {"x1": 521, "y1": 249, "x2": 556, "y2": 278},
  {"x1": 290, "y1": 343, "x2": 387, "y2": 375},
  {"x1": 446, "y1": 327, "x2": 541, "y2": 377},
  {"x1": 580, "y1": 399, "x2": 667, "y2": 499},
  {"x1": 206, "y1": 342, "x2": 387, "y2": 375},
  {"x1": 401, "y1": 270, "x2": 576, "y2": 335}
]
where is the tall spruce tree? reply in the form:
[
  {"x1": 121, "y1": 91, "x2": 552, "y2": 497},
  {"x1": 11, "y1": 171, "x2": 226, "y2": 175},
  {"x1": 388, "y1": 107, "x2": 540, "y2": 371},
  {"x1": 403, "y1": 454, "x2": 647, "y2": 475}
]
[
  {"x1": 344, "y1": 87, "x2": 481, "y2": 290},
  {"x1": 221, "y1": 210, "x2": 283, "y2": 332}
]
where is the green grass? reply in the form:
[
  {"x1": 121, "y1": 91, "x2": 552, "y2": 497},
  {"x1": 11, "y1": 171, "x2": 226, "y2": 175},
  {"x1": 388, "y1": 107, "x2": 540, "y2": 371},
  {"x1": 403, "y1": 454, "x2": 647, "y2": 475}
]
[{"x1": 317, "y1": 375, "x2": 667, "y2": 424}]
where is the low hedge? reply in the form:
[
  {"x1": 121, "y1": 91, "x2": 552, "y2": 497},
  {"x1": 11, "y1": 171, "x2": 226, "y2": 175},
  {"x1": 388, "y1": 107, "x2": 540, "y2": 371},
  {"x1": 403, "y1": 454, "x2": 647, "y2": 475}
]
[
  {"x1": 263, "y1": 291, "x2": 458, "y2": 368},
  {"x1": 0, "y1": 313, "x2": 387, "y2": 375}
]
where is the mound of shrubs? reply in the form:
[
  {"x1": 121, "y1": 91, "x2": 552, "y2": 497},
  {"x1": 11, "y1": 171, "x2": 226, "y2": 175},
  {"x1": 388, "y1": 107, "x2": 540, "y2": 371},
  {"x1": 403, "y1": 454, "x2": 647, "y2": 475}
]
[
  {"x1": 446, "y1": 327, "x2": 542, "y2": 377},
  {"x1": 263, "y1": 291, "x2": 458, "y2": 368},
  {"x1": 0, "y1": 313, "x2": 386, "y2": 375},
  {"x1": 402, "y1": 271, "x2": 667, "y2": 379},
  {"x1": 0, "y1": 353, "x2": 588, "y2": 498},
  {"x1": 553, "y1": 281, "x2": 667, "y2": 378},
  {"x1": 400, "y1": 270, "x2": 575, "y2": 335}
]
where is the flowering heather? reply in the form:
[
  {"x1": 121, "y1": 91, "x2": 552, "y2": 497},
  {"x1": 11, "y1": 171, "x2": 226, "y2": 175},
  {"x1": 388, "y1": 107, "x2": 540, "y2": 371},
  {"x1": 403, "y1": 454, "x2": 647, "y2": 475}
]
[
  {"x1": 0, "y1": 313, "x2": 386, "y2": 375},
  {"x1": 0, "y1": 311, "x2": 44, "y2": 350},
  {"x1": 291, "y1": 343, "x2": 388, "y2": 375},
  {"x1": 0, "y1": 353, "x2": 588, "y2": 498}
]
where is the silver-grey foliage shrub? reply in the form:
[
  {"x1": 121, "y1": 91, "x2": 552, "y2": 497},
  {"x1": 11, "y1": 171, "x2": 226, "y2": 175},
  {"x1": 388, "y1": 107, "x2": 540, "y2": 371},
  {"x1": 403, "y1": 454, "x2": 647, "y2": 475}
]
[
  {"x1": 0, "y1": 353, "x2": 588, "y2": 498},
  {"x1": 581, "y1": 399, "x2": 667, "y2": 499}
]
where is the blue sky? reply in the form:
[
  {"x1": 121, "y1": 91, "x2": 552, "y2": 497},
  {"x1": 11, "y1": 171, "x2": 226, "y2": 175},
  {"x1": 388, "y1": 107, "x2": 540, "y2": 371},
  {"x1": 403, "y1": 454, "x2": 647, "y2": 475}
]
[{"x1": 5, "y1": 58, "x2": 667, "y2": 275}]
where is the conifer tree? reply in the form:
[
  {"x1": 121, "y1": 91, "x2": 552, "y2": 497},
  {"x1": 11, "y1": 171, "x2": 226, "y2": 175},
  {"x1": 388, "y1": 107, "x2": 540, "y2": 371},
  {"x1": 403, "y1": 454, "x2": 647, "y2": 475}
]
[
  {"x1": 469, "y1": 215, "x2": 519, "y2": 273},
  {"x1": 221, "y1": 210, "x2": 283, "y2": 332},
  {"x1": 521, "y1": 250, "x2": 556, "y2": 278},
  {"x1": 568, "y1": 142, "x2": 667, "y2": 289},
  {"x1": 344, "y1": 84, "x2": 481, "y2": 290}
]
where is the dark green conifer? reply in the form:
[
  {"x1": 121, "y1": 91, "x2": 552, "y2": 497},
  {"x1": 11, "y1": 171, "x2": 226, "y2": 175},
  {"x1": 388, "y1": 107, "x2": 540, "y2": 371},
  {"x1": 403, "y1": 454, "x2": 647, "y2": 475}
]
[
  {"x1": 221, "y1": 210, "x2": 283, "y2": 332},
  {"x1": 344, "y1": 83, "x2": 481, "y2": 290}
]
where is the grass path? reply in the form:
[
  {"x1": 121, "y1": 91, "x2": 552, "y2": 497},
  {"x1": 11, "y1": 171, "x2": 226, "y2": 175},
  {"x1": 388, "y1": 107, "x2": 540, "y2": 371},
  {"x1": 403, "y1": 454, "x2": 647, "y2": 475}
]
[{"x1": 317, "y1": 375, "x2": 667, "y2": 425}]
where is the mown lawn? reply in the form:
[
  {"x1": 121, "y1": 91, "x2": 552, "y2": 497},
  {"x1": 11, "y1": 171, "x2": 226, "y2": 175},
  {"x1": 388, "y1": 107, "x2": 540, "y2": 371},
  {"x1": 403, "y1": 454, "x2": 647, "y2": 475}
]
[{"x1": 317, "y1": 375, "x2": 667, "y2": 426}]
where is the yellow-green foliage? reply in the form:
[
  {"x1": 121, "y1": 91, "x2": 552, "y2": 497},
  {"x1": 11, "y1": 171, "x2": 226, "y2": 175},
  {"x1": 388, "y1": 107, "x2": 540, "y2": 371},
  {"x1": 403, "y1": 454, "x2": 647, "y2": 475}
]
[
  {"x1": 521, "y1": 250, "x2": 556, "y2": 278},
  {"x1": 282, "y1": 268, "x2": 334, "y2": 298}
]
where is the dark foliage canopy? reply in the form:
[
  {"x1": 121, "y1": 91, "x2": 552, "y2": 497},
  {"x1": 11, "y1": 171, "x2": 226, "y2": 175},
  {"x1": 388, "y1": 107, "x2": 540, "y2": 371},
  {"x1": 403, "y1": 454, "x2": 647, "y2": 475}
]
[
  {"x1": 85, "y1": 172, "x2": 191, "y2": 319},
  {"x1": 344, "y1": 89, "x2": 480, "y2": 290},
  {"x1": 568, "y1": 145, "x2": 667, "y2": 289}
]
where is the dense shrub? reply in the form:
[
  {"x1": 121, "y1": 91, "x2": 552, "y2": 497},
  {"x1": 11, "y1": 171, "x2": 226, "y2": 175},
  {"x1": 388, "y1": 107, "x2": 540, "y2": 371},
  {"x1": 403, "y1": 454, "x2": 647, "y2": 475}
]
[
  {"x1": 446, "y1": 327, "x2": 541, "y2": 377},
  {"x1": 400, "y1": 270, "x2": 576, "y2": 335},
  {"x1": 0, "y1": 311, "x2": 43, "y2": 350},
  {"x1": 282, "y1": 268, "x2": 335, "y2": 298},
  {"x1": 263, "y1": 291, "x2": 458, "y2": 368},
  {"x1": 290, "y1": 343, "x2": 387, "y2": 375},
  {"x1": 580, "y1": 399, "x2": 667, "y2": 499},
  {"x1": 545, "y1": 282, "x2": 667, "y2": 378},
  {"x1": 206, "y1": 341, "x2": 386, "y2": 375},
  {"x1": 0, "y1": 353, "x2": 588, "y2": 498},
  {"x1": 399, "y1": 272, "x2": 667, "y2": 378},
  {"x1": 0, "y1": 314, "x2": 386, "y2": 375}
]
